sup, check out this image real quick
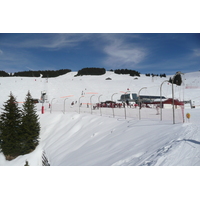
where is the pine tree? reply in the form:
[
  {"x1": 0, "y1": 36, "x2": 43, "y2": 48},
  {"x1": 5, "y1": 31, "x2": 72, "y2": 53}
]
[
  {"x1": 168, "y1": 73, "x2": 182, "y2": 86},
  {"x1": 0, "y1": 92, "x2": 22, "y2": 160},
  {"x1": 20, "y1": 91, "x2": 40, "y2": 154},
  {"x1": 24, "y1": 160, "x2": 29, "y2": 166}
]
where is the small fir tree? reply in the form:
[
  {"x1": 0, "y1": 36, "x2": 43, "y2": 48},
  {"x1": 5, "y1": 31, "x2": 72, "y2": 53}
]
[
  {"x1": 20, "y1": 91, "x2": 40, "y2": 154},
  {"x1": 0, "y1": 92, "x2": 22, "y2": 160},
  {"x1": 24, "y1": 160, "x2": 29, "y2": 166}
]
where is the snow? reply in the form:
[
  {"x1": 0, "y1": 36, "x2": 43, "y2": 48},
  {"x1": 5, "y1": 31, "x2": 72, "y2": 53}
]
[
  {"x1": 1, "y1": 71, "x2": 200, "y2": 166},
  {"x1": 1, "y1": 71, "x2": 200, "y2": 199}
]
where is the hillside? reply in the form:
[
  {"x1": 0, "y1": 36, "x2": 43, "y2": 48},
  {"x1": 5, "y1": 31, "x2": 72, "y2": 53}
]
[{"x1": 0, "y1": 71, "x2": 200, "y2": 166}]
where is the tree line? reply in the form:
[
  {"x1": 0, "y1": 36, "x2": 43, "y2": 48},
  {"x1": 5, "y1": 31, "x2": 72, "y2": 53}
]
[
  {"x1": 75, "y1": 67, "x2": 106, "y2": 76},
  {"x1": 1, "y1": 67, "x2": 182, "y2": 85},
  {"x1": 0, "y1": 70, "x2": 10, "y2": 77},
  {"x1": 145, "y1": 73, "x2": 166, "y2": 78},
  {"x1": 1, "y1": 68, "x2": 168, "y2": 79},
  {"x1": 0, "y1": 69, "x2": 71, "y2": 77},
  {"x1": 112, "y1": 69, "x2": 140, "y2": 77},
  {"x1": 0, "y1": 92, "x2": 40, "y2": 161}
]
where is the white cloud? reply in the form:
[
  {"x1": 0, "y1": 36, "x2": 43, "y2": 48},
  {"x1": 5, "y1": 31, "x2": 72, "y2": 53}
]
[
  {"x1": 18, "y1": 34, "x2": 89, "y2": 50},
  {"x1": 193, "y1": 48, "x2": 200, "y2": 57},
  {"x1": 0, "y1": 49, "x2": 3, "y2": 54},
  {"x1": 1, "y1": 34, "x2": 90, "y2": 50},
  {"x1": 102, "y1": 35, "x2": 147, "y2": 68},
  {"x1": 104, "y1": 44, "x2": 146, "y2": 64}
]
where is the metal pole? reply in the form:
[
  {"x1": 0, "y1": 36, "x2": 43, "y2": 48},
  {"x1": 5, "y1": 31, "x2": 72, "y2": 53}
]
[
  {"x1": 63, "y1": 98, "x2": 68, "y2": 114},
  {"x1": 90, "y1": 95, "x2": 95, "y2": 114},
  {"x1": 160, "y1": 80, "x2": 168, "y2": 121},
  {"x1": 123, "y1": 91, "x2": 129, "y2": 119},
  {"x1": 111, "y1": 93, "x2": 117, "y2": 118},
  {"x1": 182, "y1": 74, "x2": 185, "y2": 123},
  {"x1": 138, "y1": 87, "x2": 147, "y2": 120},
  {"x1": 172, "y1": 79, "x2": 175, "y2": 124},
  {"x1": 171, "y1": 71, "x2": 183, "y2": 124},
  {"x1": 124, "y1": 103, "x2": 126, "y2": 119},
  {"x1": 50, "y1": 98, "x2": 56, "y2": 113},
  {"x1": 98, "y1": 94, "x2": 103, "y2": 116}
]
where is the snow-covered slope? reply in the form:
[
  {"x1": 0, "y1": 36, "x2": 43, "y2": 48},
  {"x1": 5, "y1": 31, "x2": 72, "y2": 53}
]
[{"x1": 0, "y1": 71, "x2": 200, "y2": 166}]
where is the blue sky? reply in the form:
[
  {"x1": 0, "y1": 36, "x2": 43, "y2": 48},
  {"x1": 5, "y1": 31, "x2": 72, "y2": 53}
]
[{"x1": 0, "y1": 33, "x2": 200, "y2": 75}]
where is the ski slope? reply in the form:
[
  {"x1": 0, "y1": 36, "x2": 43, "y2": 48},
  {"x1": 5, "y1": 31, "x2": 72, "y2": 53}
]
[{"x1": 0, "y1": 71, "x2": 200, "y2": 166}]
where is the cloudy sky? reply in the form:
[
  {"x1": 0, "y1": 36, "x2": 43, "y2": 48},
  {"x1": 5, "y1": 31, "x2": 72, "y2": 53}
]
[{"x1": 0, "y1": 33, "x2": 199, "y2": 75}]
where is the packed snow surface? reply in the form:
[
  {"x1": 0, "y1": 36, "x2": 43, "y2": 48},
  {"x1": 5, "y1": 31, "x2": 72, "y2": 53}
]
[{"x1": 0, "y1": 71, "x2": 200, "y2": 166}]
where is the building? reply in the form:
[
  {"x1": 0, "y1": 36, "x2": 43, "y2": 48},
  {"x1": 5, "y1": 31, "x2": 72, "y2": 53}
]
[{"x1": 119, "y1": 93, "x2": 166, "y2": 104}]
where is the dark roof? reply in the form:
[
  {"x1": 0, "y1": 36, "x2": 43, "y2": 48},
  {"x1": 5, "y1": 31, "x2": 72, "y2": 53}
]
[{"x1": 139, "y1": 95, "x2": 165, "y2": 99}]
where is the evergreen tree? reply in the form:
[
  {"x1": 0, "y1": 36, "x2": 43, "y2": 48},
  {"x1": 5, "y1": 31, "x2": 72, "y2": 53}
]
[
  {"x1": 24, "y1": 160, "x2": 29, "y2": 166},
  {"x1": 168, "y1": 73, "x2": 182, "y2": 86},
  {"x1": 20, "y1": 91, "x2": 40, "y2": 154},
  {"x1": 0, "y1": 93, "x2": 22, "y2": 160}
]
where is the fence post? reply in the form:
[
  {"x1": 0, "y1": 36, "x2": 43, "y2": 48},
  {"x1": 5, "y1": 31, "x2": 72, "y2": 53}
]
[{"x1": 41, "y1": 105, "x2": 44, "y2": 114}]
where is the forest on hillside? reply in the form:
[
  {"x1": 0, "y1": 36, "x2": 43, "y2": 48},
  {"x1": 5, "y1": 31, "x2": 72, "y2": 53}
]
[
  {"x1": 113, "y1": 69, "x2": 140, "y2": 77},
  {"x1": 0, "y1": 68, "x2": 180, "y2": 85},
  {"x1": 75, "y1": 68, "x2": 106, "y2": 76},
  {"x1": 0, "y1": 69, "x2": 71, "y2": 78}
]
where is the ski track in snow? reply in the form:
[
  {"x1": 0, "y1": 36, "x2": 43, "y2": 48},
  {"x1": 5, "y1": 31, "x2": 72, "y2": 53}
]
[
  {"x1": 112, "y1": 122, "x2": 200, "y2": 166},
  {"x1": 139, "y1": 123, "x2": 200, "y2": 166}
]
